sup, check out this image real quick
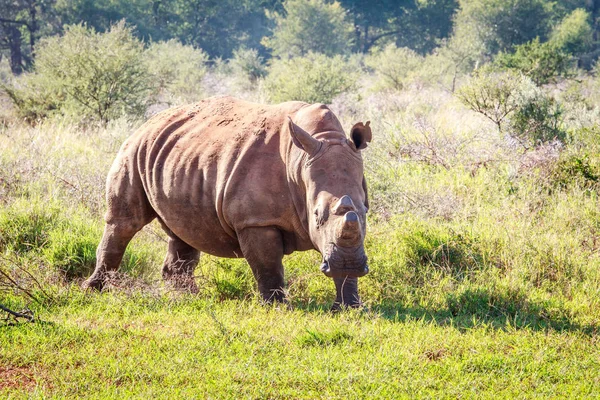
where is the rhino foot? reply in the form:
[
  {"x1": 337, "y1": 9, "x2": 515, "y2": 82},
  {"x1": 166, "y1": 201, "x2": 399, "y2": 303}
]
[{"x1": 82, "y1": 276, "x2": 105, "y2": 291}]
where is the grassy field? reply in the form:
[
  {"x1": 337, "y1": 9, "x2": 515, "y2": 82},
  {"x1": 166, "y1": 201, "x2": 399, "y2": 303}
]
[
  {"x1": 2, "y1": 79, "x2": 600, "y2": 397},
  {"x1": 2, "y1": 294, "x2": 600, "y2": 398}
]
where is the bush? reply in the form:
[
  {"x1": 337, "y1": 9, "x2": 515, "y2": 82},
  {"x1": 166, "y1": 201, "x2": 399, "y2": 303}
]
[
  {"x1": 229, "y1": 47, "x2": 266, "y2": 84},
  {"x1": 144, "y1": 39, "x2": 209, "y2": 104},
  {"x1": 511, "y1": 93, "x2": 565, "y2": 145},
  {"x1": 264, "y1": 52, "x2": 359, "y2": 104},
  {"x1": 551, "y1": 8, "x2": 593, "y2": 56},
  {"x1": 262, "y1": 0, "x2": 354, "y2": 58},
  {"x1": 3, "y1": 72, "x2": 64, "y2": 122},
  {"x1": 451, "y1": 0, "x2": 552, "y2": 59},
  {"x1": 494, "y1": 38, "x2": 572, "y2": 85},
  {"x1": 5, "y1": 22, "x2": 151, "y2": 125},
  {"x1": 456, "y1": 70, "x2": 537, "y2": 133},
  {"x1": 457, "y1": 70, "x2": 565, "y2": 146},
  {"x1": 365, "y1": 44, "x2": 423, "y2": 91}
]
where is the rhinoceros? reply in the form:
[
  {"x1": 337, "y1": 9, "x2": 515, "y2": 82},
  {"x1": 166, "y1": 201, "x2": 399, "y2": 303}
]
[{"x1": 83, "y1": 96, "x2": 372, "y2": 308}]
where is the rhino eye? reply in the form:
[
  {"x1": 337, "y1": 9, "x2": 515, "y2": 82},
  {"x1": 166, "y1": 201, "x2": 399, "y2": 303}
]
[{"x1": 314, "y1": 208, "x2": 326, "y2": 228}]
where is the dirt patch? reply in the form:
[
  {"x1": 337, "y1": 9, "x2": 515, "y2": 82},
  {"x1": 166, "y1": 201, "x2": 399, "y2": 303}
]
[{"x1": 0, "y1": 366, "x2": 35, "y2": 391}]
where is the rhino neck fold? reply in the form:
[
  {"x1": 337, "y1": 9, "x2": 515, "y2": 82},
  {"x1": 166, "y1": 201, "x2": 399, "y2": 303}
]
[{"x1": 282, "y1": 130, "x2": 312, "y2": 246}]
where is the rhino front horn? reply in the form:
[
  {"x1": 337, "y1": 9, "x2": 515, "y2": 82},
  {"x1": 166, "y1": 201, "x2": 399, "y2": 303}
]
[
  {"x1": 337, "y1": 211, "x2": 361, "y2": 246},
  {"x1": 342, "y1": 211, "x2": 360, "y2": 232}
]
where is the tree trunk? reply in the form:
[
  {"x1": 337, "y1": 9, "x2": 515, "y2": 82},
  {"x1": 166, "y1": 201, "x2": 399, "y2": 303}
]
[{"x1": 7, "y1": 25, "x2": 23, "y2": 74}]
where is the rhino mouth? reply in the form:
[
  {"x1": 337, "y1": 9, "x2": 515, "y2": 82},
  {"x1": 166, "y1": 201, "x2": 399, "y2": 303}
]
[{"x1": 320, "y1": 244, "x2": 369, "y2": 278}]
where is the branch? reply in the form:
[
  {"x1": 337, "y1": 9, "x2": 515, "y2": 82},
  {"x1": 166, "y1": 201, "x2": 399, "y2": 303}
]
[
  {"x1": 0, "y1": 18, "x2": 32, "y2": 30},
  {"x1": 366, "y1": 30, "x2": 403, "y2": 49},
  {"x1": 0, "y1": 303, "x2": 34, "y2": 322}
]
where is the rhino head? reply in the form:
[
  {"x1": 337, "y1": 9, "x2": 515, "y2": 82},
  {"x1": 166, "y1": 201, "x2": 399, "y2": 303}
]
[{"x1": 287, "y1": 107, "x2": 372, "y2": 281}]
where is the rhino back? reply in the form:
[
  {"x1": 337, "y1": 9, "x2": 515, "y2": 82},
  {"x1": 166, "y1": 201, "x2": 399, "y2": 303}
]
[{"x1": 119, "y1": 97, "x2": 307, "y2": 257}]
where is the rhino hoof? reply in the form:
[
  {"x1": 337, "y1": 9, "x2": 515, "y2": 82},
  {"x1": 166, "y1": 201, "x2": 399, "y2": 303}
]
[{"x1": 82, "y1": 278, "x2": 104, "y2": 292}]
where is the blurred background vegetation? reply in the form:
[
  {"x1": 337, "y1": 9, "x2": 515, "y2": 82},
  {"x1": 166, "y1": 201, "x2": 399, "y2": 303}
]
[{"x1": 1, "y1": 0, "x2": 600, "y2": 330}]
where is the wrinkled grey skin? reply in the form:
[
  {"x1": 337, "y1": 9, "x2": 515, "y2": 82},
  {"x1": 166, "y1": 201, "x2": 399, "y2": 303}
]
[{"x1": 82, "y1": 96, "x2": 372, "y2": 309}]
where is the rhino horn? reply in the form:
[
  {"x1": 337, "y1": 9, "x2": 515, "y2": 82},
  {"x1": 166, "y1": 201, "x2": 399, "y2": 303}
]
[
  {"x1": 337, "y1": 211, "x2": 361, "y2": 246},
  {"x1": 288, "y1": 117, "x2": 321, "y2": 156},
  {"x1": 332, "y1": 195, "x2": 356, "y2": 215}
]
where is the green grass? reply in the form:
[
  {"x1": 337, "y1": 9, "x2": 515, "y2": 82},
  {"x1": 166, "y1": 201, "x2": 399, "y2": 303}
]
[
  {"x1": 2, "y1": 293, "x2": 599, "y2": 399},
  {"x1": 2, "y1": 82, "x2": 600, "y2": 397}
]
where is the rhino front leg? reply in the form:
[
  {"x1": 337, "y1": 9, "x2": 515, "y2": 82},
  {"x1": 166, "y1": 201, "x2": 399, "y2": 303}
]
[
  {"x1": 332, "y1": 277, "x2": 361, "y2": 311},
  {"x1": 162, "y1": 235, "x2": 200, "y2": 293},
  {"x1": 238, "y1": 227, "x2": 286, "y2": 303}
]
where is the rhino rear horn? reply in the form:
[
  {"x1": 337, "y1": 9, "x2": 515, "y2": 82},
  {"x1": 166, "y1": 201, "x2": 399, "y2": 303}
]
[{"x1": 288, "y1": 117, "x2": 321, "y2": 156}]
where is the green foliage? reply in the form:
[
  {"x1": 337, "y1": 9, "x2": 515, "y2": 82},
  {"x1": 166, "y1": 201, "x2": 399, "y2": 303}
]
[
  {"x1": 0, "y1": 199, "x2": 155, "y2": 280},
  {"x1": 551, "y1": 8, "x2": 593, "y2": 55},
  {"x1": 0, "y1": 201, "x2": 58, "y2": 254},
  {"x1": 365, "y1": 44, "x2": 423, "y2": 91},
  {"x1": 229, "y1": 47, "x2": 267, "y2": 86},
  {"x1": 511, "y1": 93, "x2": 565, "y2": 145},
  {"x1": 144, "y1": 39, "x2": 209, "y2": 103},
  {"x1": 456, "y1": 70, "x2": 537, "y2": 132},
  {"x1": 5, "y1": 22, "x2": 151, "y2": 124},
  {"x1": 264, "y1": 53, "x2": 359, "y2": 104},
  {"x1": 2, "y1": 72, "x2": 65, "y2": 122},
  {"x1": 551, "y1": 150, "x2": 600, "y2": 190},
  {"x1": 494, "y1": 38, "x2": 572, "y2": 85},
  {"x1": 457, "y1": 70, "x2": 565, "y2": 145},
  {"x1": 35, "y1": 22, "x2": 150, "y2": 124},
  {"x1": 262, "y1": 0, "x2": 354, "y2": 59},
  {"x1": 452, "y1": 0, "x2": 553, "y2": 59}
]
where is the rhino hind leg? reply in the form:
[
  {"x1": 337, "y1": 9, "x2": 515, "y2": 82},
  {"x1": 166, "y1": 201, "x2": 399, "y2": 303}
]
[
  {"x1": 161, "y1": 235, "x2": 200, "y2": 293},
  {"x1": 83, "y1": 220, "x2": 148, "y2": 291},
  {"x1": 237, "y1": 227, "x2": 286, "y2": 303},
  {"x1": 84, "y1": 163, "x2": 156, "y2": 291}
]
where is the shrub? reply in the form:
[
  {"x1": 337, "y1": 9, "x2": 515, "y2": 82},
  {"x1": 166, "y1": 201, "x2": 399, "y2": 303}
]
[
  {"x1": 456, "y1": 70, "x2": 537, "y2": 133},
  {"x1": 262, "y1": 0, "x2": 354, "y2": 59},
  {"x1": 144, "y1": 39, "x2": 209, "y2": 104},
  {"x1": 551, "y1": 8, "x2": 593, "y2": 56},
  {"x1": 5, "y1": 22, "x2": 151, "y2": 125},
  {"x1": 365, "y1": 44, "x2": 423, "y2": 91},
  {"x1": 457, "y1": 70, "x2": 565, "y2": 147},
  {"x1": 494, "y1": 38, "x2": 572, "y2": 85},
  {"x1": 511, "y1": 93, "x2": 565, "y2": 145},
  {"x1": 264, "y1": 52, "x2": 359, "y2": 104},
  {"x1": 229, "y1": 47, "x2": 267, "y2": 84},
  {"x1": 451, "y1": 0, "x2": 552, "y2": 59},
  {"x1": 3, "y1": 72, "x2": 64, "y2": 122}
]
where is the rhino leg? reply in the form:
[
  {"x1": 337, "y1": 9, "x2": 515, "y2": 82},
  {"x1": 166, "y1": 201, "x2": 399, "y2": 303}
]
[
  {"x1": 83, "y1": 221, "x2": 145, "y2": 291},
  {"x1": 161, "y1": 235, "x2": 200, "y2": 293},
  {"x1": 332, "y1": 277, "x2": 361, "y2": 311},
  {"x1": 84, "y1": 163, "x2": 156, "y2": 291},
  {"x1": 238, "y1": 227, "x2": 286, "y2": 303}
]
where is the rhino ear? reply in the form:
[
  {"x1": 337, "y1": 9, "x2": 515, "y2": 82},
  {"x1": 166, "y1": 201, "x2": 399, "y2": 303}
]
[
  {"x1": 288, "y1": 117, "x2": 321, "y2": 156},
  {"x1": 350, "y1": 121, "x2": 372, "y2": 150}
]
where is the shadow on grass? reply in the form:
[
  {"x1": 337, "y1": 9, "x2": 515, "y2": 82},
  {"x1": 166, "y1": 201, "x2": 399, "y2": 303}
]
[{"x1": 366, "y1": 288, "x2": 599, "y2": 336}]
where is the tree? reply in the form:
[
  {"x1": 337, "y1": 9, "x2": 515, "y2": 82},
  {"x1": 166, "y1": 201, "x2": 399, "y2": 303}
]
[
  {"x1": 365, "y1": 44, "x2": 423, "y2": 90},
  {"x1": 0, "y1": 0, "x2": 57, "y2": 74},
  {"x1": 452, "y1": 0, "x2": 553, "y2": 61},
  {"x1": 264, "y1": 52, "x2": 358, "y2": 103},
  {"x1": 494, "y1": 38, "x2": 572, "y2": 85},
  {"x1": 550, "y1": 8, "x2": 593, "y2": 56},
  {"x1": 144, "y1": 39, "x2": 209, "y2": 103},
  {"x1": 6, "y1": 22, "x2": 151, "y2": 124},
  {"x1": 262, "y1": 0, "x2": 354, "y2": 58}
]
